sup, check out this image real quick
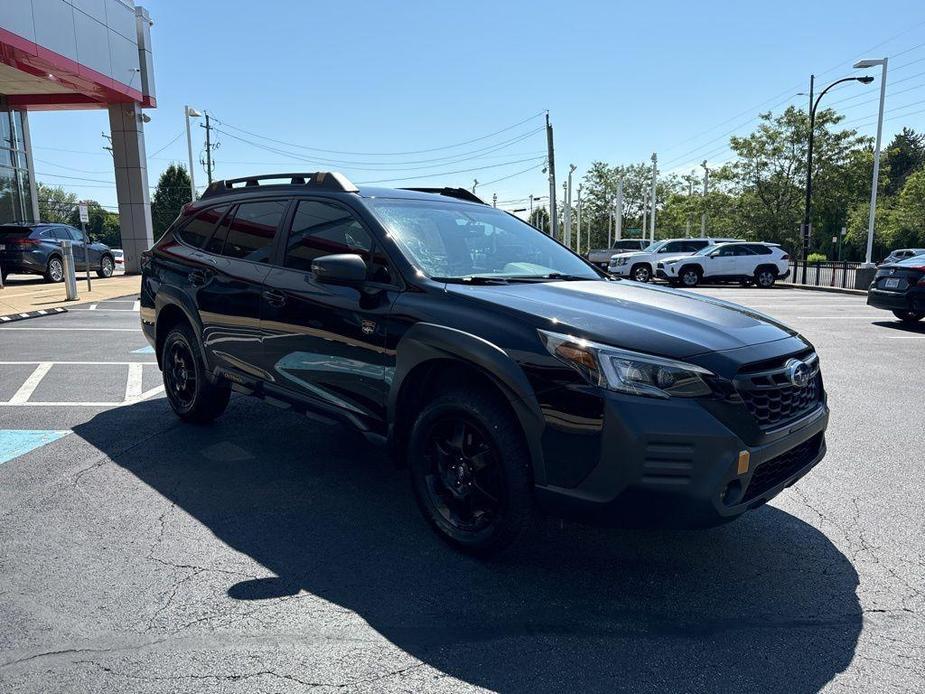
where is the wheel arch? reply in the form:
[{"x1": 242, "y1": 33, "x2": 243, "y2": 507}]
[
  {"x1": 388, "y1": 323, "x2": 547, "y2": 483},
  {"x1": 153, "y1": 290, "x2": 207, "y2": 371}
]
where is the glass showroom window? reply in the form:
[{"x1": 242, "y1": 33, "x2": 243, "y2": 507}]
[{"x1": 0, "y1": 109, "x2": 33, "y2": 224}]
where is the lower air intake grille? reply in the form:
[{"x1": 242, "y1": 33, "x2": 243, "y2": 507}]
[{"x1": 743, "y1": 433, "x2": 823, "y2": 502}]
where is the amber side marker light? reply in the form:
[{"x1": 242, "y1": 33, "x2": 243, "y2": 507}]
[{"x1": 737, "y1": 450, "x2": 750, "y2": 475}]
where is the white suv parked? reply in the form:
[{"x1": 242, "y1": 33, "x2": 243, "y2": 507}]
[
  {"x1": 656, "y1": 242, "x2": 790, "y2": 288},
  {"x1": 608, "y1": 238, "x2": 739, "y2": 282}
]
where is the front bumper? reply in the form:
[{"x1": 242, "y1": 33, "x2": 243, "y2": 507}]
[
  {"x1": 608, "y1": 264, "x2": 631, "y2": 276},
  {"x1": 868, "y1": 287, "x2": 925, "y2": 313},
  {"x1": 535, "y1": 392, "x2": 829, "y2": 528}
]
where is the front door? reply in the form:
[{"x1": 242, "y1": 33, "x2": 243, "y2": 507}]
[
  {"x1": 195, "y1": 199, "x2": 288, "y2": 380},
  {"x1": 259, "y1": 198, "x2": 398, "y2": 431}
]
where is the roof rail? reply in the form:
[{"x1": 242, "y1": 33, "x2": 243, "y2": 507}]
[
  {"x1": 399, "y1": 187, "x2": 487, "y2": 205},
  {"x1": 201, "y1": 171, "x2": 359, "y2": 199}
]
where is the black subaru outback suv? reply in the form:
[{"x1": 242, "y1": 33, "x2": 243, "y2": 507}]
[{"x1": 140, "y1": 172, "x2": 829, "y2": 554}]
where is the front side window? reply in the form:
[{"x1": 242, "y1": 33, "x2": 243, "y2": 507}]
[
  {"x1": 284, "y1": 200, "x2": 372, "y2": 272},
  {"x1": 370, "y1": 199, "x2": 598, "y2": 280},
  {"x1": 221, "y1": 200, "x2": 287, "y2": 262}
]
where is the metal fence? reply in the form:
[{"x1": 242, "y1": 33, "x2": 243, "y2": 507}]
[{"x1": 782, "y1": 261, "x2": 864, "y2": 289}]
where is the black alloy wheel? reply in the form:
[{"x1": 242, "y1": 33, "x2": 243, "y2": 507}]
[
  {"x1": 161, "y1": 324, "x2": 230, "y2": 423},
  {"x1": 423, "y1": 416, "x2": 505, "y2": 536}
]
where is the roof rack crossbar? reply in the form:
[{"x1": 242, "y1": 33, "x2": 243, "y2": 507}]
[
  {"x1": 399, "y1": 187, "x2": 487, "y2": 205},
  {"x1": 201, "y1": 171, "x2": 359, "y2": 199}
]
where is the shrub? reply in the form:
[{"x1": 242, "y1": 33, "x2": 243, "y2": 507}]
[{"x1": 806, "y1": 253, "x2": 828, "y2": 264}]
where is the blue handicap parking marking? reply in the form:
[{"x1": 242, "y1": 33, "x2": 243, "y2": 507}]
[
  {"x1": 0, "y1": 430, "x2": 70, "y2": 465},
  {"x1": 132, "y1": 346, "x2": 155, "y2": 354}
]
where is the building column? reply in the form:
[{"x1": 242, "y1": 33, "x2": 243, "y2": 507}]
[
  {"x1": 109, "y1": 102, "x2": 153, "y2": 274},
  {"x1": 18, "y1": 108, "x2": 40, "y2": 222}
]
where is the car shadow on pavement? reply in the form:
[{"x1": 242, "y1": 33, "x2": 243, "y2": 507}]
[
  {"x1": 872, "y1": 320, "x2": 925, "y2": 334},
  {"x1": 74, "y1": 398, "x2": 862, "y2": 694}
]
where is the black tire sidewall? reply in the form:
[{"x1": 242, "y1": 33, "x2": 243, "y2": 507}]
[
  {"x1": 162, "y1": 327, "x2": 203, "y2": 417},
  {"x1": 408, "y1": 391, "x2": 534, "y2": 554},
  {"x1": 681, "y1": 268, "x2": 700, "y2": 287},
  {"x1": 755, "y1": 268, "x2": 776, "y2": 288},
  {"x1": 632, "y1": 265, "x2": 650, "y2": 282}
]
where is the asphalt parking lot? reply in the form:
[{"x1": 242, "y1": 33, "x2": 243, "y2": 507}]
[{"x1": 0, "y1": 287, "x2": 922, "y2": 693}]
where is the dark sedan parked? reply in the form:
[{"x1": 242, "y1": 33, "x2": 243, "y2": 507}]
[
  {"x1": 0, "y1": 223, "x2": 115, "y2": 283},
  {"x1": 867, "y1": 255, "x2": 925, "y2": 323}
]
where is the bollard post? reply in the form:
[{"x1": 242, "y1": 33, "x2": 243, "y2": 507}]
[{"x1": 61, "y1": 240, "x2": 79, "y2": 301}]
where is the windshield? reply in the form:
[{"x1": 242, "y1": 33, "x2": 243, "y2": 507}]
[
  {"x1": 369, "y1": 199, "x2": 600, "y2": 280},
  {"x1": 642, "y1": 241, "x2": 666, "y2": 253}
]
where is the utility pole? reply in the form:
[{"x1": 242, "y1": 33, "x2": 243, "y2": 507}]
[
  {"x1": 642, "y1": 208, "x2": 647, "y2": 242},
  {"x1": 686, "y1": 172, "x2": 694, "y2": 237},
  {"x1": 576, "y1": 184, "x2": 583, "y2": 255},
  {"x1": 545, "y1": 112, "x2": 558, "y2": 238},
  {"x1": 615, "y1": 177, "x2": 624, "y2": 242},
  {"x1": 201, "y1": 112, "x2": 215, "y2": 185},
  {"x1": 492, "y1": 193, "x2": 497, "y2": 208},
  {"x1": 801, "y1": 74, "x2": 815, "y2": 280},
  {"x1": 561, "y1": 180, "x2": 568, "y2": 241},
  {"x1": 700, "y1": 160, "x2": 709, "y2": 238},
  {"x1": 649, "y1": 153, "x2": 657, "y2": 243},
  {"x1": 528, "y1": 193, "x2": 534, "y2": 220},
  {"x1": 608, "y1": 210, "x2": 613, "y2": 248}
]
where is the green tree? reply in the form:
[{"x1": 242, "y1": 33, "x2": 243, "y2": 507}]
[
  {"x1": 883, "y1": 128, "x2": 925, "y2": 196},
  {"x1": 66, "y1": 200, "x2": 111, "y2": 240},
  {"x1": 151, "y1": 163, "x2": 193, "y2": 237},
  {"x1": 36, "y1": 182, "x2": 78, "y2": 223}
]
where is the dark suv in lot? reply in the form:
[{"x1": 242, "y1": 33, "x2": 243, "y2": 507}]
[
  {"x1": 0, "y1": 222, "x2": 115, "y2": 282},
  {"x1": 141, "y1": 172, "x2": 829, "y2": 554}
]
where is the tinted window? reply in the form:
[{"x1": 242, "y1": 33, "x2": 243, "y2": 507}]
[
  {"x1": 177, "y1": 206, "x2": 228, "y2": 248},
  {"x1": 37, "y1": 228, "x2": 56, "y2": 239},
  {"x1": 284, "y1": 200, "x2": 373, "y2": 273},
  {"x1": 222, "y1": 200, "x2": 286, "y2": 261},
  {"x1": 732, "y1": 245, "x2": 756, "y2": 256},
  {"x1": 204, "y1": 206, "x2": 234, "y2": 255},
  {"x1": 690, "y1": 240, "x2": 709, "y2": 250},
  {"x1": 746, "y1": 244, "x2": 772, "y2": 255}
]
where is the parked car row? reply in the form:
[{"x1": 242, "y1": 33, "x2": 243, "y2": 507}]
[
  {"x1": 867, "y1": 254, "x2": 925, "y2": 323},
  {"x1": 0, "y1": 222, "x2": 116, "y2": 283}
]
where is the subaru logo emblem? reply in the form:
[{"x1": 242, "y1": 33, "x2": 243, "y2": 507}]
[{"x1": 785, "y1": 358, "x2": 811, "y2": 388}]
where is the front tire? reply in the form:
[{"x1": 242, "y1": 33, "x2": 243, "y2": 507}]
[
  {"x1": 630, "y1": 264, "x2": 651, "y2": 283},
  {"x1": 97, "y1": 255, "x2": 114, "y2": 278},
  {"x1": 408, "y1": 388, "x2": 537, "y2": 556},
  {"x1": 161, "y1": 323, "x2": 230, "y2": 423},
  {"x1": 892, "y1": 310, "x2": 924, "y2": 323},
  {"x1": 679, "y1": 266, "x2": 701, "y2": 287},
  {"x1": 45, "y1": 256, "x2": 64, "y2": 283}
]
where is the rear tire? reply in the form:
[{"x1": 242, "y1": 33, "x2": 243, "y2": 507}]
[
  {"x1": 161, "y1": 323, "x2": 230, "y2": 423},
  {"x1": 754, "y1": 267, "x2": 777, "y2": 288},
  {"x1": 45, "y1": 256, "x2": 64, "y2": 283},
  {"x1": 408, "y1": 387, "x2": 537, "y2": 556},
  {"x1": 892, "y1": 310, "x2": 924, "y2": 323}
]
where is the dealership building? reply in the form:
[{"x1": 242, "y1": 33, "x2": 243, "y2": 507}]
[{"x1": 0, "y1": 0, "x2": 156, "y2": 272}]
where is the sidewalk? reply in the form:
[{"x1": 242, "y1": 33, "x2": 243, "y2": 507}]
[{"x1": 0, "y1": 274, "x2": 141, "y2": 316}]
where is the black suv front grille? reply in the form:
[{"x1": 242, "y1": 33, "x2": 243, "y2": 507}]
[
  {"x1": 735, "y1": 352, "x2": 822, "y2": 429},
  {"x1": 743, "y1": 433, "x2": 823, "y2": 502}
]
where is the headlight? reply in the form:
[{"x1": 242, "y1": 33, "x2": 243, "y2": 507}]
[{"x1": 538, "y1": 330, "x2": 714, "y2": 398}]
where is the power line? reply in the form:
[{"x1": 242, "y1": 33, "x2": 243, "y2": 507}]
[
  {"x1": 148, "y1": 130, "x2": 185, "y2": 158},
  {"x1": 209, "y1": 111, "x2": 546, "y2": 156},
  {"x1": 479, "y1": 162, "x2": 544, "y2": 187},
  {"x1": 355, "y1": 155, "x2": 546, "y2": 185}
]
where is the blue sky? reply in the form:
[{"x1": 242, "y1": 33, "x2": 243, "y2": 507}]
[{"x1": 27, "y1": 0, "x2": 925, "y2": 215}]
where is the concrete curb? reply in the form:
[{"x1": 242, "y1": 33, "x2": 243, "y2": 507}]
[
  {"x1": 0, "y1": 307, "x2": 68, "y2": 324},
  {"x1": 781, "y1": 284, "x2": 869, "y2": 296}
]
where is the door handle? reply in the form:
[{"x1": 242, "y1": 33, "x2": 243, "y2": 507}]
[
  {"x1": 188, "y1": 269, "x2": 211, "y2": 287},
  {"x1": 262, "y1": 289, "x2": 287, "y2": 307}
]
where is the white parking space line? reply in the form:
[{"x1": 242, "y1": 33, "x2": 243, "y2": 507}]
[
  {"x1": 0, "y1": 327, "x2": 141, "y2": 332},
  {"x1": 9, "y1": 363, "x2": 53, "y2": 404},
  {"x1": 883, "y1": 335, "x2": 925, "y2": 339},
  {"x1": 125, "y1": 363, "x2": 144, "y2": 400},
  {"x1": 0, "y1": 361, "x2": 156, "y2": 365},
  {"x1": 133, "y1": 300, "x2": 140, "y2": 312},
  {"x1": 89, "y1": 304, "x2": 97, "y2": 310},
  {"x1": 66, "y1": 308, "x2": 139, "y2": 312}
]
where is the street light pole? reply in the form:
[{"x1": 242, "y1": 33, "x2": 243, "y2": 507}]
[
  {"x1": 801, "y1": 73, "x2": 874, "y2": 282},
  {"x1": 615, "y1": 176, "x2": 623, "y2": 242},
  {"x1": 854, "y1": 58, "x2": 888, "y2": 267},
  {"x1": 184, "y1": 106, "x2": 201, "y2": 201},
  {"x1": 700, "y1": 160, "x2": 709, "y2": 238},
  {"x1": 576, "y1": 184, "x2": 583, "y2": 254},
  {"x1": 686, "y1": 172, "x2": 694, "y2": 237},
  {"x1": 565, "y1": 164, "x2": 576, "y2": 248},
  {"x1": 649, "y1": 153, "x2": 657, "y2": 243}
]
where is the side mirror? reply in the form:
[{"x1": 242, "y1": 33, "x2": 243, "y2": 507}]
[{"x1": 311, "y1": 253, "x2": 367, "y2": 284}]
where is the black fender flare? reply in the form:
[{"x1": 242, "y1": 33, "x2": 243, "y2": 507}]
[
  {"x1": 388, "y1": 322, "x2": 548, "y2": 484},
  {"x1": 153, "y1": 287, "x2": 209, "y2": 371}
]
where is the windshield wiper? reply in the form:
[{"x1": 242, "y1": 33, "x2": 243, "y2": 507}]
[
  {"x1": 437, "y1": 276, "x2": 510, "y2": 285},
  {"x1": 508, "y1": 273, "x2": 597, "y2": 281}
]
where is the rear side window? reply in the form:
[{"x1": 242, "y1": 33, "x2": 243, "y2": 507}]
[
  {"x1": 177, "y1": 206, "x2": 229, "y2": 248},
  {"x1": 283, "y1": 200, "x2": 373, "y2": 273},
  {"x1": 221, "y1": 200, "x2": 287, "y2": 262},
  {"x1": 746, "y1": 244, "x2": 772, "y2": 255}
]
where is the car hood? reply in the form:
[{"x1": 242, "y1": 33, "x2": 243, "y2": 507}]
[
  {"x1": 445, "y1": 280, "x2": 798, "y2": 360},
  {"x1": 610, "y1": 251, "x2": 646, "y2": 260}
]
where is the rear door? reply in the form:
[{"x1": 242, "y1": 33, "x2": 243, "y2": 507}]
[
  {"x1": 730, "y1": 244, "x2": 758, "y2": 275},
  {"x1": 259, "y1": 198, "x2": 399, "y2": 430},
  {"x1": 195, "y1": 199, "x2": 288, "y2": 380}
]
